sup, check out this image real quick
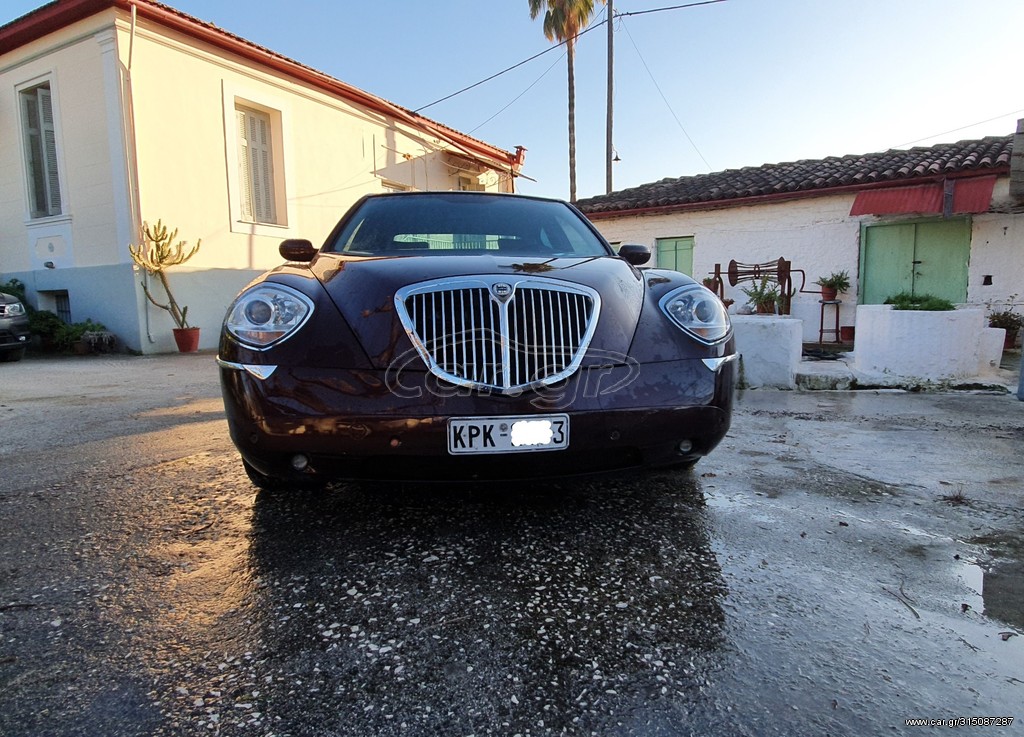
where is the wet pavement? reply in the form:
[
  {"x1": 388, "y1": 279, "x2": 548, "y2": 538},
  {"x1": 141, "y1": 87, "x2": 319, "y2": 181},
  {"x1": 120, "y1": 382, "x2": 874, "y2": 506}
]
[{"x1": 1, "y1": 354, "x2": 1021, "y2": 736}]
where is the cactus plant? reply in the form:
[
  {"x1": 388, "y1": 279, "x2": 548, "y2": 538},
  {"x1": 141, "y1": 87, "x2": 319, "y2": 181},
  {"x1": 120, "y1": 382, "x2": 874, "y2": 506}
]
[{"x1": 128, "y1": 220, "x2": 200, "y2": 329}]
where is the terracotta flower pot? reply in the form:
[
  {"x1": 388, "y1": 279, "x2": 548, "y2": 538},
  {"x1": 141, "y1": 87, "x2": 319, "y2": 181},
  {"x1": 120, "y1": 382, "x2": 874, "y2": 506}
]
[
  {"x1": 172, "y1": 327, "x2": 201, "y2": 353},
  {"x1": 1005, "y1": 328, "x2": 1020, "y2": 350},
  {"x1": 820, "y1": 287, "x2": 838, "y2": 301}
]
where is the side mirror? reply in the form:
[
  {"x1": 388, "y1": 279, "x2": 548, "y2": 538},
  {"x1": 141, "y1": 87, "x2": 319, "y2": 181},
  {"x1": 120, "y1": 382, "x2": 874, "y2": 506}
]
[
  {"x1": 618, "y1": 244, "x2": 651, "y2": 266},
  {"x1": 280, "y1": 239, "x2": 317, "y2": 262}
]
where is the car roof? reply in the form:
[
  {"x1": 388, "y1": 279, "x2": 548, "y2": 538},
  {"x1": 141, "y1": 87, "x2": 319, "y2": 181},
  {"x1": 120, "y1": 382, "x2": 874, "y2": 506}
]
[{"x1": 367, "y1": 190, "x2": 568, "y2": 206}]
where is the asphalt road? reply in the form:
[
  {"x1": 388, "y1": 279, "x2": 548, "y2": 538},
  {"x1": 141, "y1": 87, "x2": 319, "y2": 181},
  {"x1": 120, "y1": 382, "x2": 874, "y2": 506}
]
[{"x1": 1, "y1": 353, "x2": 1022, "y2": 736}]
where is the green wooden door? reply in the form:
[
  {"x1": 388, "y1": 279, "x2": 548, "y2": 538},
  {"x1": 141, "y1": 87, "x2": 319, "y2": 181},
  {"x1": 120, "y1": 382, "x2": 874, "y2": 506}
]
[
  {"x1": 861, "y1": 223, "x2": 915, "y2": 304},
  {"x1": 912, "y1": 220, "x2": 970, "y2": 303},
  {"x1": 656, "y1": 236, "x2": 694, "y2": 275},
  {"x1": 860, "y1": 219, "x2": 970, "y2": 304}
]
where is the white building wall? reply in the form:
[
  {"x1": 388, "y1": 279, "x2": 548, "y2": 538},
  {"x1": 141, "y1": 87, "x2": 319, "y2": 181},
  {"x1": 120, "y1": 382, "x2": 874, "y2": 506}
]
[
  {"x1": 590, "y1": 194, "x2": 863, "y2": 341},
  {"x1": 967, "y1": 181, "x2": 1024, "y2": 311},
  {"x1": 0, "y1": 12, "x2": 140, "y2": 340},
  {"x1": 0, "y1": 15, "x2": 121, "y2": 270},
  {"x1": 129, "y1": 18, "x2": 507, "y2": 275}
]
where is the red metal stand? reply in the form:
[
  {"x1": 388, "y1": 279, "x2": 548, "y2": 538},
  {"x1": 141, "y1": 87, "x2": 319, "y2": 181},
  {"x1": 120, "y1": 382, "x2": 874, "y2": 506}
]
[{"x1": 818, "y1": 300, "x2": 841, "y2": 344}]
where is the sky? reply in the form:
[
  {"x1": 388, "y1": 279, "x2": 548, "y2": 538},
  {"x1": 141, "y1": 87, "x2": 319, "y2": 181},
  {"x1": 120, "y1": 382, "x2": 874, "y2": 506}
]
[{"x1": 6, "y1": 0, "x2": 1024, "y2": 201}]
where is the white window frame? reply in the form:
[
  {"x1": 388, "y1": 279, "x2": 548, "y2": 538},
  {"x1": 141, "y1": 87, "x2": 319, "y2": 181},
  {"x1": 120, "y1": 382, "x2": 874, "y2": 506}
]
[
  {"x1": 17, "y1": 76, "x2": 67, "y2": 220},
  {"x1": 222, "y1": 83, "x2": 291, "y2": 236}
]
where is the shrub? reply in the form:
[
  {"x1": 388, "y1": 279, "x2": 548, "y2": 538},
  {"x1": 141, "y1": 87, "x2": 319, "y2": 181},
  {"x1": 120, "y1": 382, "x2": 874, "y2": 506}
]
[
  {"x1": 884, "y1": 292, "x2": 955, "y2": 311},
  {"x1": 0, "y1": 278, "x2": 27, "y2": 303},
  {"x1": 987, "y1": 309, "x2": 1022, "y2": 330},
  {"x1": 28, "y1": 310, "x2": 64, "y2": 346},
  {"x1": 55, "y1": 319, "x2": 107, "y2": 352}
]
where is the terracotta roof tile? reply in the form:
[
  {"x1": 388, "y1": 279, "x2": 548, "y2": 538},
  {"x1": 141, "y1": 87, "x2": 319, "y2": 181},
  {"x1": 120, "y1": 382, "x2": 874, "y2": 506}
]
[{"x1": 578, "y1": 136, "x2": 1013, "y2": 215}]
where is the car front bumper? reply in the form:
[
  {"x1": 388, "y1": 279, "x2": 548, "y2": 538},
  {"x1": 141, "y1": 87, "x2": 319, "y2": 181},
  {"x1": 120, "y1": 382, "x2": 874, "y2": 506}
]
[
  {"x1": 0, "y1": 321, "x2": 30, "y2": 352},
  {"x1": 218, "y1": 357, "x2": 736, "y2": 482}
]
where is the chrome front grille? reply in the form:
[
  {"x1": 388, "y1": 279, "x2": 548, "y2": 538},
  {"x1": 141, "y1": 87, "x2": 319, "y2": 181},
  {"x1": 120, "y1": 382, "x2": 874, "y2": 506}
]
[{"x1": 395, "y1": 276, "x2": 601, "y2": 393}]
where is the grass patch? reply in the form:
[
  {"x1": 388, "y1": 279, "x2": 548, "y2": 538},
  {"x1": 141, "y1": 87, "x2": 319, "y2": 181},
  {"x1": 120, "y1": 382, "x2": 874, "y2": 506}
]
[{"x1": 940, "y1": 486, "x2": 970, "y2": 506}]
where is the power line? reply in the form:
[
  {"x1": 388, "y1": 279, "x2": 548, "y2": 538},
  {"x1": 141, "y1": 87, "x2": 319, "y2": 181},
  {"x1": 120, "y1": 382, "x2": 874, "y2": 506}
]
[
  {"x1": 467, "y1": 4, "x2": 609, "y2": 134},
  {"x1": 413, "y1": 2, "x2": 726, "y2": 115},
  {"x1": 470, "y1": 52, "x2": 565, "y2": 135},
  {"x1": 616, "y1": 0, "x2": 727, "y2": 17},
  {"x1": 414, "y1": 16, "x2": 608, "y2": 113},
  {"x1": 620, "y1": 16, "x2": 712, "y2": 171},
  {"x1": 892, "y1": 108, "x2": 1024, "y2": 148}
]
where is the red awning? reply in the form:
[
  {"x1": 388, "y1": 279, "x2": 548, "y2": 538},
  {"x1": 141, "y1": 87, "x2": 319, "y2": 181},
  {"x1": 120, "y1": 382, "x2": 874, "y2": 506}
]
[
  {"x1": 850, "y1": 184, "x2": 941, "y2": 215},
  {"x1": 951, "y1": 176, "x2": 998, "y2": 213},
  {"x1": 850, "y1": 176, "x2": 996, "y2": 216}
]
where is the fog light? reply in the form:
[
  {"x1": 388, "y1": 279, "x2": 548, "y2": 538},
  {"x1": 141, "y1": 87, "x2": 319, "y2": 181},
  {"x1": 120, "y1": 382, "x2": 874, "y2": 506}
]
[
  {"x1": 678, "y1": 440, "x2": 693, "y2": 454},
  {"x1": 291, "y1": 454, "x2": 309, "y2": 471}
]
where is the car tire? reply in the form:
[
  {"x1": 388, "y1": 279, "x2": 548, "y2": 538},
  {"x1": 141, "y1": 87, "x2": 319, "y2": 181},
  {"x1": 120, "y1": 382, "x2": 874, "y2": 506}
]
[
  {"x1": 242, "y1": 459, "x2": 325, "y2": 494},
  {"x1": 0, "y1": 348, "x2": 25, "y2": 363}
]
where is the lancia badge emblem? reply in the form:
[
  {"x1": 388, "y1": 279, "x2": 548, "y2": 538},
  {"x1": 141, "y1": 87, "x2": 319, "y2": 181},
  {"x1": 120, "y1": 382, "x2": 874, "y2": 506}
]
[{"x1": 492, "y1": 282, "x2": 513, "y2": 300}]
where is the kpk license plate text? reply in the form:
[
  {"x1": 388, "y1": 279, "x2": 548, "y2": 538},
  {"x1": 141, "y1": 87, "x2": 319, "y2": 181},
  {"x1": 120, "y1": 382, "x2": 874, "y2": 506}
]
[{"x1": 447, "y1": 415, "x2": 569, "y2": 455}]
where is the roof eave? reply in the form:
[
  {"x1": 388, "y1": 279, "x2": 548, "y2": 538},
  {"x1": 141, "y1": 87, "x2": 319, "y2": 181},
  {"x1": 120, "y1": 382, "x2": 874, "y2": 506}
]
[{"x1": 582, "y1": 167, "x2": 1011, "y2": 220}]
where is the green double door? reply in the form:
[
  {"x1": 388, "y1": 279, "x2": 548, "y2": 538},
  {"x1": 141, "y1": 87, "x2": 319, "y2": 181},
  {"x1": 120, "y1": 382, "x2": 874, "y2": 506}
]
[{"x1": 860, "y1": 219, "x2": 971, "y2": 305}]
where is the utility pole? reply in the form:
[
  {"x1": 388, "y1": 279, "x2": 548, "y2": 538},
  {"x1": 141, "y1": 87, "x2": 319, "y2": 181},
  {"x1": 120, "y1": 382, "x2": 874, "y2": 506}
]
[{"x1": 605, "y1": 0, "x2": 614, "y2": 194}]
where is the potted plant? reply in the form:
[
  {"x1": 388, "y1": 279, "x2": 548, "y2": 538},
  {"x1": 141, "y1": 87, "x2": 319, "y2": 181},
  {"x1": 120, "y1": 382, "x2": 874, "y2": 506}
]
[
  {"x1": 128, "y1": 220, "x2": 202, "y2": 352},
  {"x1": 741, "y1": 277, "x2": 780, "y2": 314},
  {"x1": 815, "y1": 270, "x2": 851, "y2": 301},
  {"x1": 988, "y1": 308, "x2": 1023, "y2": 349}
]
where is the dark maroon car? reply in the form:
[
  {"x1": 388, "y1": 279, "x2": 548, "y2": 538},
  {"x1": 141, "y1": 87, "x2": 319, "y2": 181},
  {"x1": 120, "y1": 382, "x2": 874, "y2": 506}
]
[{"x1": 218, "y1": 192, "x2": 736, "y2": 490}]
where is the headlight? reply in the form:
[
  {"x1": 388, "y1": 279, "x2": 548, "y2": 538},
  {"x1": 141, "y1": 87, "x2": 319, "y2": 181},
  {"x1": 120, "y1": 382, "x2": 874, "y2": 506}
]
[
  {"x1": 658, "y1": 284, "x2": 731, "y2": 344},
  {"x1": 225, "y1": 283, "x2": 314, "y2": 348},
  {"x1": 6, "y1": 302, "x2": 26, "y2": 316}
]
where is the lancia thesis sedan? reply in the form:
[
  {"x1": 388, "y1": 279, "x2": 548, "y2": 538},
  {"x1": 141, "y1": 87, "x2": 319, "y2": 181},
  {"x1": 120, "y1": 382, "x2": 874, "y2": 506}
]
[{"x1": 218, "y1": 192, "x2": 736, "y2": 489}]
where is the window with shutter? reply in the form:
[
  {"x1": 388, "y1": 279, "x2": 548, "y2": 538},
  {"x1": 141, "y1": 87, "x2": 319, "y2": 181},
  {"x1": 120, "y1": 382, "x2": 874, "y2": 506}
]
[
  {"x1": 19, "y1": 83, "x2": 63, "y2": 218},
  {"x1": 236, "y1": 105, "x2": 277, "y2": 224}
]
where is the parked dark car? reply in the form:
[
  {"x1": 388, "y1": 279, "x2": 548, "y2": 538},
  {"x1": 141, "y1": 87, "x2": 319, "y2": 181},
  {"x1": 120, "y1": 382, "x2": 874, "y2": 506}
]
[
  {"x1": 218, "y1": 192, "x2": 736, "y2": 489},
  {"x1": 0, "y1": 293, "x2": 30, "y2": 363}
]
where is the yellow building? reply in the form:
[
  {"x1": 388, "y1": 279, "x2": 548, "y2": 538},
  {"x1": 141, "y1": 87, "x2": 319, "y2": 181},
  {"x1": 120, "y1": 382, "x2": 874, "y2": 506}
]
[{"x1": 0, "y1": 0, "x2": 525, "y2": 352}]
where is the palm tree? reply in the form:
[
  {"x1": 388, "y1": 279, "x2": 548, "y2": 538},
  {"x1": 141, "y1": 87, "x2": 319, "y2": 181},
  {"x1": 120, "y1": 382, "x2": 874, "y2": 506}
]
[{"x1": 529, "y1": 0, "x2": 597, "y2": 202}]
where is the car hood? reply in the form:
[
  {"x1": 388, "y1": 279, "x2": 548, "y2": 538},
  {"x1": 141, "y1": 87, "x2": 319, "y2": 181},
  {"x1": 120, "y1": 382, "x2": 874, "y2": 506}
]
[{"x1": 309, "y1": 253, "x2": 645, "y2": 369}]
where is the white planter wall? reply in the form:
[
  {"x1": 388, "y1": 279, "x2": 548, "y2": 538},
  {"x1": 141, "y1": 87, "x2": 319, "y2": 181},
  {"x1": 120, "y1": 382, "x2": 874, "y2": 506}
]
[
  {"x1": 853, "y1": 305, "x2": 1002, "y2": 381},
  {"x1": 732, "y1": 315, "x2": 803, "y2": 389}
]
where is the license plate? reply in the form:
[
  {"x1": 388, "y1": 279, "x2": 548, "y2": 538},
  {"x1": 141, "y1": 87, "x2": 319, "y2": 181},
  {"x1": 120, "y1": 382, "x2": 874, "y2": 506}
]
[{"x1": 447, "y1": 414, "x2": 569, "y2": 455}]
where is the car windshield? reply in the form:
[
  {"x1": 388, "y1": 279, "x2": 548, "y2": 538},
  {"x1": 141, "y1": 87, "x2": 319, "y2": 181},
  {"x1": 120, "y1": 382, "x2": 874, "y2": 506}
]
[{"x1": 323, "y1": 193, "x2": 611, "y2": 258}]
